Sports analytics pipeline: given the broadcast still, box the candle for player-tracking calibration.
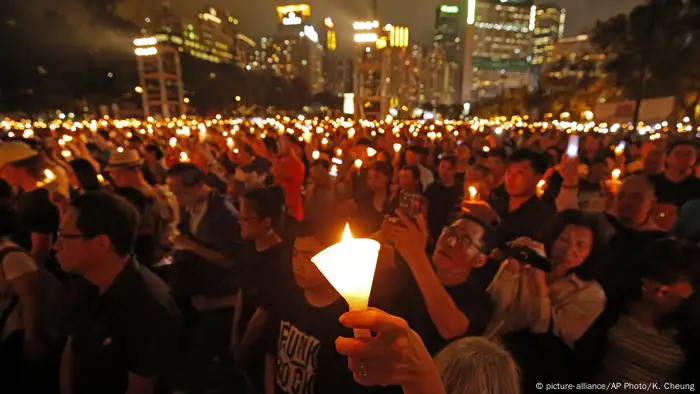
[169,137,177,148]
[312,150,320,160]
[483,146,491,153]
[336,148,343,156]
[536,179,546,198]
[393,143,402,152]
[37,169,56,188]
[367,147,377,158]
[606,168,622,195]
[97,174,105,184]
[180,152,190,162]
[348,128,356,138]
[226,138,234,149]
[330,164,339,177]
[311,224,380,337]
[354,159,363,169]
[61,150,72,158]
[468,185,479,202]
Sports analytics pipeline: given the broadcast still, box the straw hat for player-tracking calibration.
[106,149,143,170]
[0,141,39,168]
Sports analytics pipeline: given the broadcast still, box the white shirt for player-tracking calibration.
[417,164,434,190]
[487,267,606,347]
[0,239,38,340]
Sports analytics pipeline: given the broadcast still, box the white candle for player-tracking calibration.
[311,224,380,337]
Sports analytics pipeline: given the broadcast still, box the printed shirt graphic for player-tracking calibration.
[275,320,321,394]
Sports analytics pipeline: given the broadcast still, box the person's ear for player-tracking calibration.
[473,253,488,269]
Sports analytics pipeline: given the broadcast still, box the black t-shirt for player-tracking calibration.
[425,181,462,241]
[487,190,555,244]
[240,242,300,313]
[70,262,181,394]
[650,174,700,208]
[264,296,397,394]
[12,188,60,251]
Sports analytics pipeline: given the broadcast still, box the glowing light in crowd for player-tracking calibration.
[354,159,363,169]
[367,147,377,157]
[393,143,402,152]
[169,137,177,148]
[180,152,190,162]
[483,146,490,153]
[312,150,320,160]
[468,186,479,202]
[311,224,380,337]
[61,150,72,158]
[536,179,546,198]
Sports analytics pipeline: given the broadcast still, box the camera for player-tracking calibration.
[499,244,552,273]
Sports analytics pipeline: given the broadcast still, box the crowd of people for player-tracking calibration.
[0,116,699,394]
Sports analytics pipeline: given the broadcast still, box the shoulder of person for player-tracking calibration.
[0,245,38,279]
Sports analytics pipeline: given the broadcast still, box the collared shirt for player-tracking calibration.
[488,188,555,243]
[171,191,243,298]
[487,268,605,348]
[70,262,181,394]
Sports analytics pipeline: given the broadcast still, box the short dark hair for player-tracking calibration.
[488,148,507,161]
[439,154,457,167]
[642,238,700,286]
[71,192,139,257]
[314,159,330,171]
[242,185,285,226]
[401,165,421,181]
[506,149,548,175]
[371,161,393,180]
[167,163,206,187]
[144,144,163,160]
[540,210,607,281]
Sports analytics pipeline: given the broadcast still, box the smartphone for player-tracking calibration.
[398,191,426,222]
[566,135,579,158]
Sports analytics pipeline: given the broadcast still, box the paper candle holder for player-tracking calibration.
[311,224,380,337]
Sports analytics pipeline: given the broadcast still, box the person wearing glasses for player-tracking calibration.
[591,238,700,388]
[386,205,499,354]
[55,192,180,394]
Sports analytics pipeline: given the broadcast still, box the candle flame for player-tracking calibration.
[367,147,377,157]
[97,174,105,183]
[612,169,621,179]
[169,137,177,148]
[537,180,546,188]
[354,159,363,169]
[312,150,320,160]
[44,169,55,181]
[469,186,477,198]
[342,223,353,241]
[483,146,491,153]
[393,143,402,152]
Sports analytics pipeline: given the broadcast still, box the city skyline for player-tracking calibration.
[170,0,645,47]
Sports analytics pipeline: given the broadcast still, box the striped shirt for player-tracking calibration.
[597,315,684,391]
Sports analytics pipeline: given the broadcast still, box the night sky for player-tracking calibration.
[179,0,646,46]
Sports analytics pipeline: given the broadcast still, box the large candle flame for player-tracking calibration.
[341,223,353,241]
[612,168,621,180]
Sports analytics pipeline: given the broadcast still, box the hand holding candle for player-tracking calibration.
[536,179,546,198]
[311,224,380,338]
[606,168,622,195]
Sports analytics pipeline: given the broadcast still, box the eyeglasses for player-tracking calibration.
[440,226,482,253]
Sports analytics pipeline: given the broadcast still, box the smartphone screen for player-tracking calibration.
[566,135,579,158]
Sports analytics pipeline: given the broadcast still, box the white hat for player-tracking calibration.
[0,141,39,168]
[105,149,143,170]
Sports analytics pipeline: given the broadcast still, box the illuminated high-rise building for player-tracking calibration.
[434,5,462,63]
[532,6,565,65]
[462,0,536,102]
[134,37,185,117]
[433,4,463,104]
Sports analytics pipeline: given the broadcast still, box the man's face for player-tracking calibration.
[398,169,417,192]
[504,161,540,198]
[292,237,327,290]
[641,277,694,315]
[438,160,456,184]
[367,169,389,191]
[54,208,105,274]
[643,150,665,174]
[166,176,198,208]
[432,219,485,276]
[667,145,697,172]
[614,179,655,226]
[109,167,136,188]
[239,198,270,240]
